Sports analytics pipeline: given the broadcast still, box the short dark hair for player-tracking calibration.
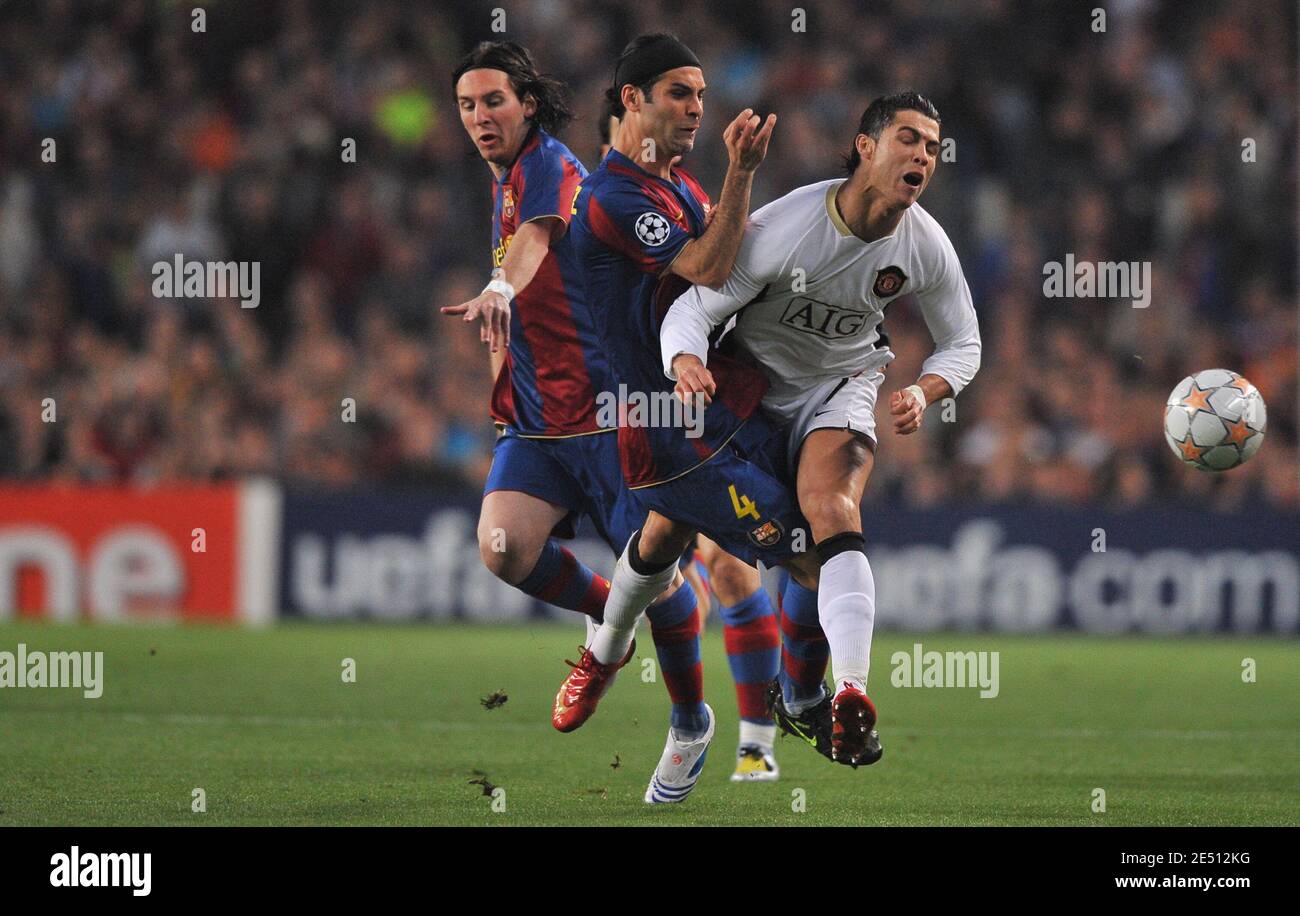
[603,33,681,118]
[843,91,941,174]
[451,41,573,135]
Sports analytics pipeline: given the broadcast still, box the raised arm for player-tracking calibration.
[666,109,775,288]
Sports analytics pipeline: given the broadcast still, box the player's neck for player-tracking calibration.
[836,177,906,243]
[613,125,674,180]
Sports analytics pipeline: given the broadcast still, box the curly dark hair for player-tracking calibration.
[451,41,573,135]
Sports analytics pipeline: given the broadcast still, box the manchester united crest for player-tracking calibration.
[872,265,908,298]
[503,187,515,219]
[748,519,784,548]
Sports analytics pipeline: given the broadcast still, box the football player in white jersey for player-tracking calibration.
[661,93,982,766]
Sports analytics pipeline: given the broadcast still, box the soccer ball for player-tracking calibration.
[1163,369,1266,471]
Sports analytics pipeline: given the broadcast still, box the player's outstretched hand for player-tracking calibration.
[440,290,511,352]
[723,108,777,173]
[672,354,716,407]
[890,389,924,435]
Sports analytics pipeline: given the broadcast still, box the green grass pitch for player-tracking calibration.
[1,622,1296,826]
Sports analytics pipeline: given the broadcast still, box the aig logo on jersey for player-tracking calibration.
[780,297,870,340]
[872,266,908,298]
[635,212,671,247]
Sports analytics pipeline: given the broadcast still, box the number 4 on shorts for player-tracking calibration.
[728,483,760,520]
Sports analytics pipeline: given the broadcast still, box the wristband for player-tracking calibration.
[903,384,927,410]
[483,270,516,303]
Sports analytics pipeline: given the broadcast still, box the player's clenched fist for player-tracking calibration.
[441,289,511,352]
[890,385,926,435]
[671,353,716,407]
[723,108,777,173]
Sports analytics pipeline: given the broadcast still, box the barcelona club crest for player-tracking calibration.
[872,265,908,299]
[748,519,784,548]
[503,187,515,219]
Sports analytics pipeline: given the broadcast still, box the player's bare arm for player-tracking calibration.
[440,217,562,353]
[669,108,776,287]
[889,373,954,435]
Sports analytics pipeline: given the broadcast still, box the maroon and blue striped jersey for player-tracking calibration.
[487,127,612,438]
[569,149,768,488]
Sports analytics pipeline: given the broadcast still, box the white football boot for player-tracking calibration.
[644,704,716,804]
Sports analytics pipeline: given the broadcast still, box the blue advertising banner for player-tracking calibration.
[277,487,1298,634]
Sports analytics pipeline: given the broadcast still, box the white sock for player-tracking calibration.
[583,615,599,649]
[589,538,677,664]
[738,720,776,753]
[818,550,876,689]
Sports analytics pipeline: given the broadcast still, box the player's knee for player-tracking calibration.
[638,515,694,567]
[477,534,513,580]
[477,529,539,584]
[705,554,760,605]
[800,490,860,539]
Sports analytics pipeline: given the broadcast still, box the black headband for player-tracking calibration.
[613,35,701,98]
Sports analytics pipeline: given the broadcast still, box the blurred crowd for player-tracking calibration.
[0,0,1294,510]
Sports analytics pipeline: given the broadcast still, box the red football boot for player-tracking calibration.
[551,640,636,733]
[830,681,882,768]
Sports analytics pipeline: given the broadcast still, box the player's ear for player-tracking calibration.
[620,84,640,114]
[857,133,875,163]
[521,92,538,120]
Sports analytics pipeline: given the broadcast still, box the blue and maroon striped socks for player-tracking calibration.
[720,588,780,725]
[778,573,829,712]
[516,539,609,621]
[645,580,708,737]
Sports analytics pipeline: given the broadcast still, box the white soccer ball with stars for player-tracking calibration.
[1163,369,1266,471]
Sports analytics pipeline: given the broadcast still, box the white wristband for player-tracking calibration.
[903,384,927,410]
[483,272,516,303]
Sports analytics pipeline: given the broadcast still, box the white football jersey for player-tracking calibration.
[661,179,981,409]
